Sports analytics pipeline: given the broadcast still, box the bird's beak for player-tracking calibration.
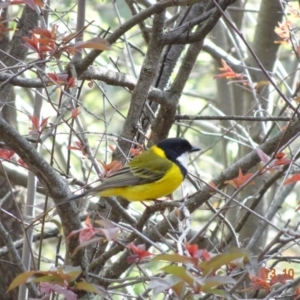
[190,146,201,153]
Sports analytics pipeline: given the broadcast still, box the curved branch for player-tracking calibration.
[0,118,87,266]
[75,0,202,76]
[175,115,292,122]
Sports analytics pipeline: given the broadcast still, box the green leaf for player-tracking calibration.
[33,275,64,284]
[153,253,197,265]
[7,271,38,292]
[201,275,235,290]
[199,248,249,277]
[162,265,195,288]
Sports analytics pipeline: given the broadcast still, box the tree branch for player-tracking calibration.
[0,117,87,266]
[175,115,292,122]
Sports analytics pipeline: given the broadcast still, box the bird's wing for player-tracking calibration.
[94,152,172,191]
[94,166,164,191]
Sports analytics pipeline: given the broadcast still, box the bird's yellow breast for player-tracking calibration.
[99,147,185,201]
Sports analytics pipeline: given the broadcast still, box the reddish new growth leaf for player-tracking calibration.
[66,216,119,253]
[23,23,110,60]
[274,21,292,44]
[0,149,15,160]
[100,160,122,178]
[18,158,28,168]
[129,144,144,156]
[185,242,211,266]
[28,115,49,135]
[244,266,294,293]
[18,0,44,9]
[39,282,77,300]
[225,168,254,189]
[23,25,57,59]
[127,243,152,264]
[284,174,300,186]
[273,154,292,167]
[256,148,292,173]
[185,242,211,261]
[47,72,68,86]
[242,267,270,293]
[185,242,199,257]
[270,273,293,286]
[66,216,96,244]
[294,286,300,300]
[214,59,244,80]
[275,152,285,159]
[247,275,270,293]
[66,77,75,89]
[67,141,88,157]
[71,107,80,119]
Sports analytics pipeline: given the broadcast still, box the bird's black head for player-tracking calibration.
[157,138,200,173]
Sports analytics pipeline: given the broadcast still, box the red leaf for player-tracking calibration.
[199,249,211,261]
[214,59,244,80]
[270,273,293,286]
[32,27,52,39]
[273,157,292,167]
[242,274,270,292]
[185,242,198,257]
[67,141,88,156]
[66,77,75,89]
[0,149,15,160]
[127,243,152,264]
[225,168,254,189]
[66,216,96,244]
[39,282,77,300]
[47,73,68,85]
[284,174,300,185]
[18,158,27,168]
[275,152,285,159]
[129,145,144,156]
[79,228,96,244]
[22,35,38,51]
[28,115,39,133]
[294,286,300,299]
[71,108,80,119]
[99,160,122,177]
[40,117,49,132]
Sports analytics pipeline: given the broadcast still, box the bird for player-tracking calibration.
[60,137,200,204]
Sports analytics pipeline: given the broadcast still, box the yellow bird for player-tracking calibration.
[61,138,200,204]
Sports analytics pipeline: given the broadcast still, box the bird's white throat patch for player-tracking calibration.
[176,152,189,168]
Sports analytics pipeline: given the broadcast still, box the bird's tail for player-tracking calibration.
[56,189,90,206]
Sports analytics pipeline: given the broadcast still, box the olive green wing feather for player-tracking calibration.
[94,149,172,191]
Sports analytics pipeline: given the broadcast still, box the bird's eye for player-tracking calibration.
[176,146,182,152]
